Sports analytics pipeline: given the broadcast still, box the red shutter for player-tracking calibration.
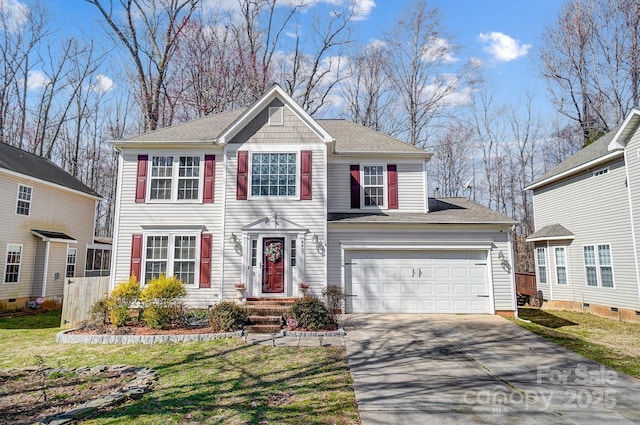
[300,150,312,200]
[135,155,148,203]
[236,150,248,200]
[203,155,215,203]
[350,165,360,209]
[199,233,212,288]
[130,234,143,282]
[387,164,398,209]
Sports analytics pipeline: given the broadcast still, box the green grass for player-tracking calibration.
[512,308,640,379]
[0,311,358,424]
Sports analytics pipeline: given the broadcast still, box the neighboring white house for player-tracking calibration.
[0,143,102,311]
[110,85,518,315]
[526,109,640,322]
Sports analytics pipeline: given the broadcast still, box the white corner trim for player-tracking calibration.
[608,107,640,150]
[624,148,640,304]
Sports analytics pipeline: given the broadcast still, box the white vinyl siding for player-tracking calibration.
[555,247,567,285]
[16,184,32,216]
[4,244,21,283]
[536,248,548,284]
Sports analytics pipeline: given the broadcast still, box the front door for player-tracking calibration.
[262,238,285,293]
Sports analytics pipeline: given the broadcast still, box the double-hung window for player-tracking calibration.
[66,248,77,278]
[4,244,21,283]
[16,185,32,216]
[536,248,547,284]
[583,244,614,288]
[251,153,297,197]
[554,247,567,285]
[144,233,198,285]
[362,165,385,207]
[149,156,201,201]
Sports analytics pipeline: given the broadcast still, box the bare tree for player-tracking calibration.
[85,0,198,131]
[429,123,473,198]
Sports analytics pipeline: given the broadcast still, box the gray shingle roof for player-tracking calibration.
[328,197,517,225]
[0,143,101,198]
[526,223,574,242]
[528,130,618,188]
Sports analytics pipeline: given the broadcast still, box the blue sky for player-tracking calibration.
[46,0,563,116]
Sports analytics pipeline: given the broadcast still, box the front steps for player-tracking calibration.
[244,298,296,334]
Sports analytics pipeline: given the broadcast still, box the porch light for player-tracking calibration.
[311,233,319,244]
[230,233,239,244]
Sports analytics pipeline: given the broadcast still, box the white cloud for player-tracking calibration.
[26,70,49,91]
[350,0,375,21]
[0,0,29,32]
[469,57,484,67]
[201,0,375,21]
[478,32,531,62]
[422,37,457,64]
[91,74,115,93]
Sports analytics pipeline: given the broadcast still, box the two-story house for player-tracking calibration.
[110,85,517,315]
[0,143,102,311]
[526,108,640,322]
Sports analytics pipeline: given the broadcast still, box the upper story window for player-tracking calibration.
[251,153,297,197]
[362,165,386,208]
[584,244,614,288]
[149,156,201,201]
[592,167,608,177]
[16,185,32,216]
[536,247,547,284]
[4,244,21,284]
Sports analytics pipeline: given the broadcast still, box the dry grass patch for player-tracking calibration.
[513,308,640,378]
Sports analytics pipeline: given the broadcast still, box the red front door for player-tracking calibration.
[262,238,285,293]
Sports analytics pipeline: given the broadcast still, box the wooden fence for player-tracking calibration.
[515,272,537,296]
[61,276,110,328]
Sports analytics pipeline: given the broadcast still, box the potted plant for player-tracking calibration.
[234,283,247,302]
[298,282,310,297]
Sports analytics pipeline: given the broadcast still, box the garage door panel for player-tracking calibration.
[347,250,491,314]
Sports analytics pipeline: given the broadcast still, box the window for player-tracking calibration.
[251,153,297,196]
[149,156,201,201]
[143,233,198,285]
[16,185,32,216]
[536,248,547,284]
[251,240,258,267]
[86,247,111,276]
[66,248,77,278]
[362,165,385,207]
[583,244,614,288]
[555,247,567,285]
[269,106,284,125]
[290,240,297,267]
[592,167,608,177]
[4,244,21,283]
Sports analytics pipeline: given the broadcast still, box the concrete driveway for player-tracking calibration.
[343,314,640,425]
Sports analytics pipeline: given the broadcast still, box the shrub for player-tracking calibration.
[108,277,141,327]
[140,275,187,329]
[322,285,348,319]
[87,297,110,326]
[209,302,247,332]
[289,297,333,331]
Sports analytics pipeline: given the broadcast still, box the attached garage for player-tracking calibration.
[345,250,492,314]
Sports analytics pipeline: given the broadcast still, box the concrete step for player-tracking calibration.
[245,324,282,334]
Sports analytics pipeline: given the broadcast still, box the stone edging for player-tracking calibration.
[4,364,158,425]
[57,329,243,345]
[279,328,346,337]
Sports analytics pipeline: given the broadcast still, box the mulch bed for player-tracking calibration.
[0,369,127,425]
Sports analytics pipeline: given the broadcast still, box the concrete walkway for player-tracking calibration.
[343,314,640,425]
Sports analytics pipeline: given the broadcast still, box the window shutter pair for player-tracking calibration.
[236,150,312,200]
[129,233,212,288]
[349,164,398,209]
[135,154,215,203]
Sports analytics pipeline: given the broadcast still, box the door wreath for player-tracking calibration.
[265,241,283,262]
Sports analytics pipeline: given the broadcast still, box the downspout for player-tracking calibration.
[507,225,518,318]
[41,240,50,298]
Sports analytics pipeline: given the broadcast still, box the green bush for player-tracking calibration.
[209,302,247,332]
[87,297,110,326]
[289,297,333,331]
[108,277,141,327]
[140,275,187,329]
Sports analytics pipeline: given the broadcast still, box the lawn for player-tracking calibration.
[0,311,359,424]
[512,308,640,379]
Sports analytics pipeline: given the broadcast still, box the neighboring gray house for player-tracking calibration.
[110,85,518,315]
[0,143,102,311]
[526,109,640,321]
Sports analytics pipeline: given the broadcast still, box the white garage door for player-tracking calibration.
[346,250,491,313]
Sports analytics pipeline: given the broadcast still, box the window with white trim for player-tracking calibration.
[536,248,547,284]
[362,165,385,207]
[143,233,198,285]
[149,156,201,201]
[16,185,32,216]
[251,239,258,267]
[66,248,77,278]
[268,106,284,126]
[592,167,608,177]
[86,247,111,276]
[4,244,21,283]
[555,247,567,285]
[251,153,297,197]
[290,240,297,267]
[583,244,614,288]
